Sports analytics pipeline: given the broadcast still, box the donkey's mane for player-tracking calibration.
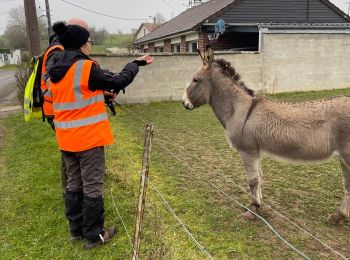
[214,59,255,96]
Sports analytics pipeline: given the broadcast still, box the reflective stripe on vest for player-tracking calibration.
[53,60,103,111]
[54,112,108,129]
[53,94,104,110]
[51,59,114,152]
[41,45,64,117]
[53,60,105,111]
[23,59,42,121]
[43,80,52,98]
[53,60,108,129]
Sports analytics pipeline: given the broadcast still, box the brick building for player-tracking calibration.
[133,0,350,53]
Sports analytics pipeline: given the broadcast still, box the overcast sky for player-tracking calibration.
[0,0,349,35]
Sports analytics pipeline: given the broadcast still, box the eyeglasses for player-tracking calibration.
[87,40,94,46]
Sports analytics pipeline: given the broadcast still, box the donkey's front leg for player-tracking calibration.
[239,151,262,220]
[327,160,350,224]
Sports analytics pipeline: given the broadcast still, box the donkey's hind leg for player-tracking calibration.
[239,151,262,220]
[327,158,350,225]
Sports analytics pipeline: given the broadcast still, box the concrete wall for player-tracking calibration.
[93,52,262,104]
[261,33,350,93]
[92,33,350,103]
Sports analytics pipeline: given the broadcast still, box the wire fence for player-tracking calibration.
[114,104,348,260]
[108,125,310,259]
[108,139,214,259]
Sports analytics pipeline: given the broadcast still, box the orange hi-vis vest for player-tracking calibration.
[50,59,114,152]
[41,44,64,118]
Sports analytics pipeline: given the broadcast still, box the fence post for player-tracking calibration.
[132,124,154,260]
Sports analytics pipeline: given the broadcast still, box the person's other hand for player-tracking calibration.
[136,54,154,65]
[104,90,117,102]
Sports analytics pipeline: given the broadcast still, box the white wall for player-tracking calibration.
[0,50,21,67]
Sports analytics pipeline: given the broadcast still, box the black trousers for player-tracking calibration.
[61,154,67,193]
[61,146,105,241]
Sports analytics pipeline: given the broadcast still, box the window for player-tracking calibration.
[143,48,148,53]
[203,26,259,51]
[189,41,198,53]
[155,47,163,53]
[171,44,181,53]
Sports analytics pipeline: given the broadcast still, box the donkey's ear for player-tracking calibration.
[204,45,214,67]
[198,48,205,63]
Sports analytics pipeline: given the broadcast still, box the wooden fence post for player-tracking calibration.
[132,124,154,260]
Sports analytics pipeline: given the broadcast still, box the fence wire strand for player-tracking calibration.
[155,140,310,260]
[153,129,347,259]
[109,187,134,255]
[114,127,309,259]
[120,105,348,260]
[113,138,214,259]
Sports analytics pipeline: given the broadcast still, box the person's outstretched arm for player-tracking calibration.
[88,55,153,92]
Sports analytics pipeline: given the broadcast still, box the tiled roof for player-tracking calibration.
[143,23,161,32]
[134,0,236,44]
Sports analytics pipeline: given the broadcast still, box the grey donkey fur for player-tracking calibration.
[182,46,350,224]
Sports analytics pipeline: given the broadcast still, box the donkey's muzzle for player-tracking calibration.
[183,100,193,110]
[182,91,194,110]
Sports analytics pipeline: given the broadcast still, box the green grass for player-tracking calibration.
[1,88,350,259]
[91,34,134,54]
[0,64,17,70]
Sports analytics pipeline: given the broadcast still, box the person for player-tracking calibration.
[49,21,153,249]
[42,19,90,194]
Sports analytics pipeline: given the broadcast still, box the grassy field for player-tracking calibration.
[0,64,17,70]
[1,88,350,259]
[91,34,134,54]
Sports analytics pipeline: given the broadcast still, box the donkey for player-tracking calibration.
[182,46,350,224]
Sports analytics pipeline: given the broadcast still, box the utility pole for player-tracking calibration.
[45,0,52,36]
[24,0,41,56]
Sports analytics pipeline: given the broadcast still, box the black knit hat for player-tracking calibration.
[52,22,90,49]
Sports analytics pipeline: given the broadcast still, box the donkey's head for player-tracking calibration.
[183,46,215,110]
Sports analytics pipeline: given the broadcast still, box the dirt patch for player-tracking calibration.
[0,123,4,149]
[0,105,21,119]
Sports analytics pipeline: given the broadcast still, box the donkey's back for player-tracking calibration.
[249,96,350,161]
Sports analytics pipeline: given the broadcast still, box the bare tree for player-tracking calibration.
[154,13,166,24]
[89,27,108,45]
[8,6,26,28]
[3,24,27,50]
[0,36,5,48]
[3,5,48,50]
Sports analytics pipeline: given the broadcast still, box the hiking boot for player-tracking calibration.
[84,226,116,249]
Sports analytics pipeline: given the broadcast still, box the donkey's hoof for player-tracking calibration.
[242,210,256,220]
[326,212,345,225]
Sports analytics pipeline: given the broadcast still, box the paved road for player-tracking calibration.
[0,70,17,107]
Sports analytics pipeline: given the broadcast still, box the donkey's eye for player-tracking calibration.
[193,79,198,83]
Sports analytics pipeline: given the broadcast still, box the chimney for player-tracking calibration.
[189,0,204,7]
